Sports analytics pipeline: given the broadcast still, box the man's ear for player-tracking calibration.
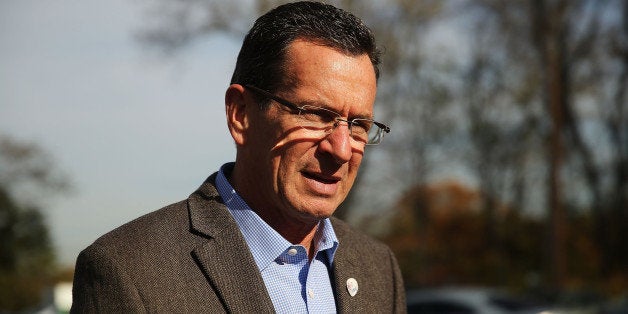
[225,84,249,146]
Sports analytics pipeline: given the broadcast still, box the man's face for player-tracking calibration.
[234,39,377,227]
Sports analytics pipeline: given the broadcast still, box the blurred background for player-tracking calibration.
[1,0,626,313]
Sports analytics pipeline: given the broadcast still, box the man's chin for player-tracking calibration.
[295,199,340,220]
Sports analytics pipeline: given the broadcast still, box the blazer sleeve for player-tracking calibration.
[70,245,146,313]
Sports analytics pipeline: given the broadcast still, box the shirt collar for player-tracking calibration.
[216,163,339,270]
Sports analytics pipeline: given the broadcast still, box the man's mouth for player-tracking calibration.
[302,171,340,184]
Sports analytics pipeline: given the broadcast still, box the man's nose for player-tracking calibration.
[318,122,353,164]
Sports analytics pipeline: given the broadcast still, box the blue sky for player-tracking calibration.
[1,0,241,265]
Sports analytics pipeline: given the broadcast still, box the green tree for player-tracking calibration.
[0,135,67,311]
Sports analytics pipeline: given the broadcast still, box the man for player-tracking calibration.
[71,1,405,313]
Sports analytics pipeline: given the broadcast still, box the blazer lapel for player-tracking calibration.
[331,218,361,313]
[332,250,357,313]
[188,174,275,313]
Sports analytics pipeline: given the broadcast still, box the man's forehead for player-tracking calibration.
[281,40,376,86]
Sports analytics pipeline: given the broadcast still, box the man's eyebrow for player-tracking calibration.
[351,112,374,120]
[289,99,338,112]
[293,99,374,119]
[294,99,327,108]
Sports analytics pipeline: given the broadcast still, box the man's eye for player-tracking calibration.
[301,107,337,123]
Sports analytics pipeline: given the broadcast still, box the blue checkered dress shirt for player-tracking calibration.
[216,163,339,313]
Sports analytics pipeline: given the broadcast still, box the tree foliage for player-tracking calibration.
[382,181,622,294]
[0,136,67,311]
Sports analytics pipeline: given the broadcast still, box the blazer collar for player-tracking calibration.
[187,173,275,313]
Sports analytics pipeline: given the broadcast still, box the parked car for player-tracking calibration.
[407,287,555,314]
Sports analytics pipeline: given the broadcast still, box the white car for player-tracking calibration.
[406,287,555,314]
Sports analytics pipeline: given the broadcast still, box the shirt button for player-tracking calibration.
[308,289,315,298]
[287,248,298,256]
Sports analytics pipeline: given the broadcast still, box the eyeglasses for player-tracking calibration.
[245,85,390,145]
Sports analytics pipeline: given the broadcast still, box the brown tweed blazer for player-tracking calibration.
[71,173,406,313]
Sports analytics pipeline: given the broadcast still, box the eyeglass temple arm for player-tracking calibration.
[374,121,390,133]
[244,84,301,112]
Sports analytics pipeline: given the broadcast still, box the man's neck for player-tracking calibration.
[229,162,322,258]
[256,211,321,260]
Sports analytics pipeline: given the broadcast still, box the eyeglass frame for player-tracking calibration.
[244,84,390,145]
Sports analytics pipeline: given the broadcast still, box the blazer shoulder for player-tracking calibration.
[91,199,189,249]
[89,171,222,251]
